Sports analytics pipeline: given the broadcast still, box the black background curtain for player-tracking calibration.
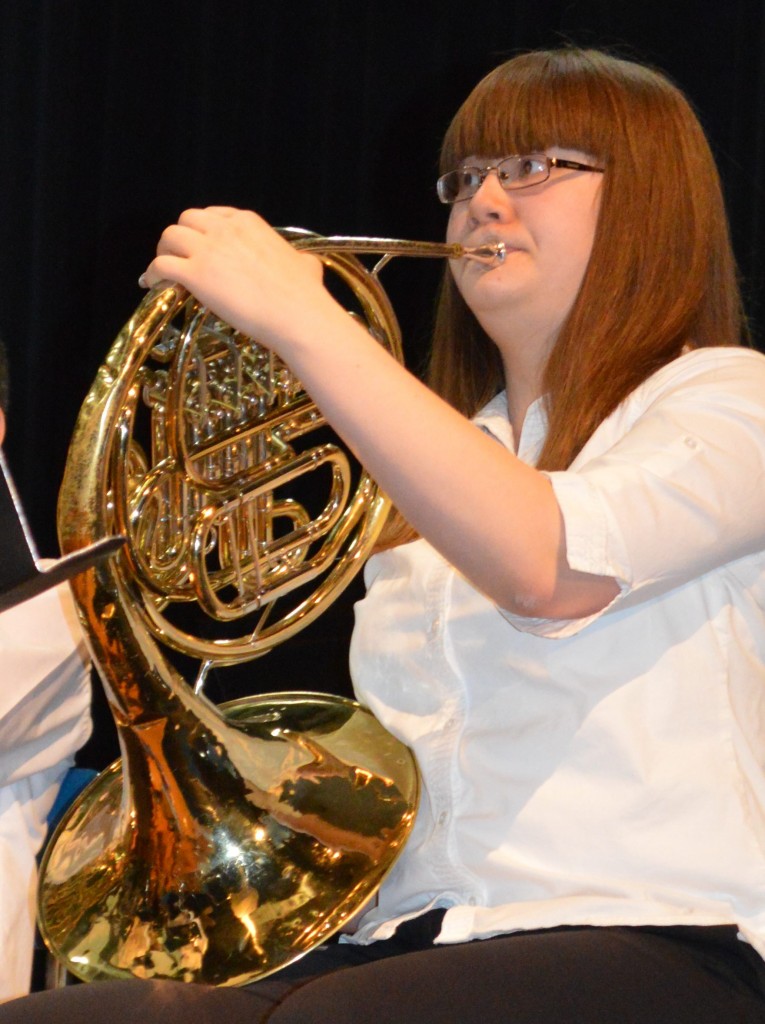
[1,0,764,764]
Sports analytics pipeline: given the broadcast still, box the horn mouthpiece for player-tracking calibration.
[459,242,507,266]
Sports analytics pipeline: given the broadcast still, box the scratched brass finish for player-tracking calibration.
[37,232,496,986]
[39,693,416,985]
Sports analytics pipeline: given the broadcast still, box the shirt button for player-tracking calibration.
[468,896,477,906]
[683,436,699,449]
[437,810,448,827]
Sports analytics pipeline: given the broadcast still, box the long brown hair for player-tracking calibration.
[378,48,748,550]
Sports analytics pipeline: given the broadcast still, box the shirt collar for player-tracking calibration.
[472,391,548,466]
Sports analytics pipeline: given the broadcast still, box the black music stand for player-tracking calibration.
[0,448,124,614]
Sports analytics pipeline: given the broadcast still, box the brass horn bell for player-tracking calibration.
[37,231,503,987]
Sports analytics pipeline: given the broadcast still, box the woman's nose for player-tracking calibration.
[467,169,517,221]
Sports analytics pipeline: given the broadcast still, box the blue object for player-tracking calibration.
[45,767,98,836]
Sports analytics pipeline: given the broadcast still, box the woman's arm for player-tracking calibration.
[142,207,618,619]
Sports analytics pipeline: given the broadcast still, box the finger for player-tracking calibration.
[156,223,203,257]
[202,205,240,216]
[140,255,189,289]
[175,207,210,230]
[176,206,241,232]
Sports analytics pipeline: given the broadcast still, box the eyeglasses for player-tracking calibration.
[436,153,605,204]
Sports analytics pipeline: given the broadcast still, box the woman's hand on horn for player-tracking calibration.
[140,207,334,358]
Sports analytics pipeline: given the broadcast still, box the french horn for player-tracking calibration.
[37,230,505,987]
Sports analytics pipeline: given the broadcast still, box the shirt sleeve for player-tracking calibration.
[0,579,91,786]
[501,349,765,638]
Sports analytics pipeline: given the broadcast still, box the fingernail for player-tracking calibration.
[138,273,148,288]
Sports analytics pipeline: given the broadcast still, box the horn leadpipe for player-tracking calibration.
[288,233,507,270]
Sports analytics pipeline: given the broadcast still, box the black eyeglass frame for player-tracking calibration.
[436,153,605,205]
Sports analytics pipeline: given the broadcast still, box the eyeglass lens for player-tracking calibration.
[437,155,550,203]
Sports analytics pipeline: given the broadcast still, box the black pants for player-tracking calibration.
[4,913,765,1023]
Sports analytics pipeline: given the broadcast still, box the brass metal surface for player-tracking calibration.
[37,232,492,986]
[39,693,416,985]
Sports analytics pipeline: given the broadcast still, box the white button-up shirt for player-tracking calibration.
[0,581,90,1000]
[348,347,765,958]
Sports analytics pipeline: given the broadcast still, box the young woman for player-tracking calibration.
[3,47,765,1023]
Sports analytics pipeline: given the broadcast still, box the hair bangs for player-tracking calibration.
[440,51,629,172]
